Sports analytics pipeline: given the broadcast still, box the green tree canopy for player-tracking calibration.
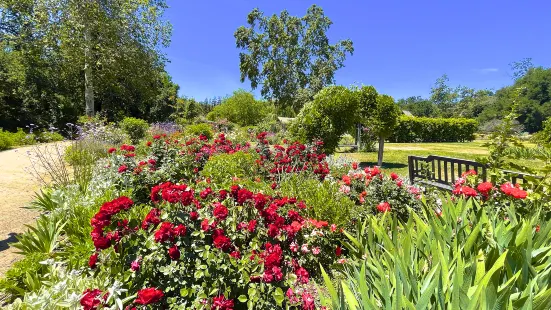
[206,90,273,127]
[234,5,354,111]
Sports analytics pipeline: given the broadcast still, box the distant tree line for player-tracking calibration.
[398,60,551,133]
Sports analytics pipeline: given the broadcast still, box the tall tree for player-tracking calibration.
[234,5,354,111]
[32,0,172,116]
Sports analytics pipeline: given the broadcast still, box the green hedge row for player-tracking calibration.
[388,116,478,143]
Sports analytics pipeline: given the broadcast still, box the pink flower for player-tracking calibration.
[301,244,309,253]
[330,224,337,232]
[130,260,140,271]
[118,165,128,173]
[312,247,321,255]
[290,242,298,252]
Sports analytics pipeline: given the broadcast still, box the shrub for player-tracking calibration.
[184,123,214,140]
[0,129,15,150]
[388,116,478,142]
[0,252,49,300]
[279,174,355,226]
[288,86,359,153]
[36,130,64,143]
[255,133,330,181]
[206,90,273,126]
[10,128,37,145]
[533,117,551,144]
[83,184,343,309]
[338,166,423,223]
[201,151,260,185]
[119,117,149,144]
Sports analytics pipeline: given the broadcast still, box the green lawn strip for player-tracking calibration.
[336,142,544,177]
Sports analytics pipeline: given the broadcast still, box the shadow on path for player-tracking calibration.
[0,233,18,252]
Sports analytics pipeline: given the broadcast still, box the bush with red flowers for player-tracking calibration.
[339,166,423,222]
[255,133,330,181]
[83,183,344,309]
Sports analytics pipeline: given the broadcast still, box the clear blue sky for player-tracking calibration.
[163,0,551,100]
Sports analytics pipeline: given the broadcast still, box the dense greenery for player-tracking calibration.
[0,0,177,131]
[398,66,551,134]
[235,5,354,111]
[288,86,359,153]
[206,90,273,126]
[389,116,478,143]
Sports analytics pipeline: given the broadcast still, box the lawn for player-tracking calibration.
[336,140,543,177]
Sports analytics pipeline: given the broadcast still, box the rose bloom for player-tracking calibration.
[377,202,391,213]
[301,244,309,253]
[312,247,321,255]
[135,288,164,305]
[290,242,298,252]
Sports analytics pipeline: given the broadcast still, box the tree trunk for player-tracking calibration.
[377,136,384,166]
[355,123,361,151]
[84,22,94,116]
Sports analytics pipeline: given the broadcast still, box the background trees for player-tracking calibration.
[0,0,176,131]
[234,5,354,112]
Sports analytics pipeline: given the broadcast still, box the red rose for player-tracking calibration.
[174,224,187,236]
[154,222,175,243]
[189,211,199,221]
[336,246,342,257]
[302,292,315,310]
[168,245,180,260]
[118,165,128,173]
[80,289,104,310]
[212,295,234,310]
[88,253,98,269]
[477,182,493,195]
[230,250,241,259]
[376,202,391,213]
[390,172,399,180]
[146,141,152,147]
[93,236,111,250]
[342,175,351,185]
[213,202,229,220]
[352,162,358,170]
[107,147,116,154]
[135,288,164,305]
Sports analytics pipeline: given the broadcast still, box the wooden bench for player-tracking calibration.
[407,155,536,190]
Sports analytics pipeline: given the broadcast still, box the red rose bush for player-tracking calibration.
[83,182,344,309]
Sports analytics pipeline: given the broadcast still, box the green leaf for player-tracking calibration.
[273,287,284,306]
[238,295,248,303]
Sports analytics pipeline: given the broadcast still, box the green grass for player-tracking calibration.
[336,140,543,177]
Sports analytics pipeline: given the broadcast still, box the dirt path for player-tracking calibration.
[0,145,43,277]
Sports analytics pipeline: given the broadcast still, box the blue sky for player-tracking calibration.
[163,1,551,100]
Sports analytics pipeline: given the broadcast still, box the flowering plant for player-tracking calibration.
[83,183,344,309]
[338,165,422,222]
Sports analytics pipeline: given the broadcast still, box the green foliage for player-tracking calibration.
[0,252,48,300]
[0,129,15,150]
[184,123,214,140]
[235,5,354,110]
[534,117,551,144]
[13,216,65,255]
[119,117,149,144]
[389,116,478,143]
[321,198,551,309]
[279,174,355,226]
[0,0,176,129]
[36,131,64,143]
[206,90,272,126]
[289,86,359,153]
[201,151,260,185]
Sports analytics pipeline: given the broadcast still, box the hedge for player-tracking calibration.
[388,116,478,142]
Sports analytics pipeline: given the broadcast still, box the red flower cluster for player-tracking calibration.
[452,185,478,197]
[212,295,234,310]
[376,202,391,213]
[151,182,195,205]
[80,289,107,310]
[500,182,528,199]
[90,197,134,251]
[255,133,330,180]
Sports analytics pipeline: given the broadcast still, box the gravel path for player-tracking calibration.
[0,145,43,276]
